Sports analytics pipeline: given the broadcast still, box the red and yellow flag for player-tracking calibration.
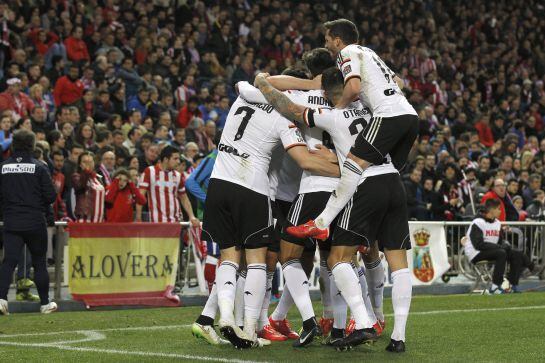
[68,223,181,307]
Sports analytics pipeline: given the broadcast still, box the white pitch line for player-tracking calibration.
[0,324,191,338]
[384,304,545,317]
[0,342,266,363]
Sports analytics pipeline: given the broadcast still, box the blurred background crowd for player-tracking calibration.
[1,0,545,225]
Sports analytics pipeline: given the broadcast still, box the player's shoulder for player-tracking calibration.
[472,217,487,228]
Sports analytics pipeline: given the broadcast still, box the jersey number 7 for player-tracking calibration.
[234,106,255,141]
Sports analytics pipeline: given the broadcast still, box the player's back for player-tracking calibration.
[337,44,416,118]
[212,97,303,196]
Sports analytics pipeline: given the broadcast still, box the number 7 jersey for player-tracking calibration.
[211,96,306,196]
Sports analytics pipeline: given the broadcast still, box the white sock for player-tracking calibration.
[315,159,363,229]
[201,282,218,319]
[216,261,239,325]
[271,284,294,320]
[365,259,385,321]
[243,264,267,338]
[331,262,373,330]
[258,271,275,331]
[281,259,315,321]
[329,268,347,329]
[391,268,412,342]
[320,259,333,319]
[357,266,377,324]
[234,269,246,327]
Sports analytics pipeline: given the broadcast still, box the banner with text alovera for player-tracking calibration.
[68,223,181,307]
[406,223,451,285]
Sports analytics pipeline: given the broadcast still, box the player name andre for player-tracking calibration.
[71,252,175,279]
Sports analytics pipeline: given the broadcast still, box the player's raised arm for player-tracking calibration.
[237,81,268,104]
[254,73,307,124]
[336,76,360,109]
[266,74,321,91]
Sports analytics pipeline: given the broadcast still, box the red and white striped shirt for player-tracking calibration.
[72,172,105,223]
[138,163,186,222]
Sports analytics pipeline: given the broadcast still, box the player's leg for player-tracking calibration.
[327,263,348,345]
[352,256,378,332]
[363,242,385,326]
[472,249,507,292]
[192,282,229,345]
[0,230,26,315]
[318,244,334,335]
[217,247,242,327]
[257,249,287,341]
[506,249,524,292]
[328,245,376,349]
[243,247,268,341]
[234,258,247,328]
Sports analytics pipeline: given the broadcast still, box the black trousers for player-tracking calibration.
[472,246,524,286]
[0,227,49,305]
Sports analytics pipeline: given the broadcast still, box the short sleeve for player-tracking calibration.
[277,119,306,150]
[303,107,336,134]
[138,168,150,189]
[337,46,361,84]
[177,172,186,194]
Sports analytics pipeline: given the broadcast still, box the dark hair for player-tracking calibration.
[112,130,124,137]
[96,129,112,143]
[281,67,309,79]
[77,151,94,172]
[141,133,154,142]
[324,19,359,45]
[70,143,84,152]
[113,167,130,179]
[47,130,63,146]
[51,150,64,158]
[128,126,140,139]
[321,67,344,95]
[159,145,180,162]
[302,48,335,78]
[482,198,501,212]
[12,129,36,152]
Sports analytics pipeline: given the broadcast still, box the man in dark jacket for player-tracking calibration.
[0,130,57,315]
[404,168,430,220]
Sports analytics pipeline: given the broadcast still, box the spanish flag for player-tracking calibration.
[68,223,181,307]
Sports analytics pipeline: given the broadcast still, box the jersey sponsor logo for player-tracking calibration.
[342,65,352,77]
[2,163,36,174]
[218,143,250,159]
[307,95,332,106]
[247,102,274,114]
[485,230,500,237]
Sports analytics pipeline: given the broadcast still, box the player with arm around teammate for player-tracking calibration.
[255,68,413,353]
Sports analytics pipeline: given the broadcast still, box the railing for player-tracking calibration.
[1,220,544,301]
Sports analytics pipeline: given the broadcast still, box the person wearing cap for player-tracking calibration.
[0,129,57,314]
[0,78,35,118]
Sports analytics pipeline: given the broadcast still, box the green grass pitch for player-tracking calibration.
[1,292,544,362]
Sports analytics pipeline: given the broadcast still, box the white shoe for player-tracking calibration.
[40,302,58,314]
[254,337,271,347]
[191,322,229,345]
[0,299,8,315]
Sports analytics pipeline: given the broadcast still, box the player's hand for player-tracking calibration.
[311,144,338,164]
[190,217,201,228]
[254,73,270,87]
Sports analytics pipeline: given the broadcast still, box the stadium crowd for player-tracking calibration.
[0,0,545,225]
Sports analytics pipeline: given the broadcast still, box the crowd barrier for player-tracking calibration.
[1,221,544,301]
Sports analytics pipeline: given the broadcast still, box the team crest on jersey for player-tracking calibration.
[412,228,434,283]
[342,65,352,77]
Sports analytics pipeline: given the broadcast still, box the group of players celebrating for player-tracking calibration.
[190,19,419,353]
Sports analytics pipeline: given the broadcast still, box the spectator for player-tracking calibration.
[512,196,527,221]
[117,58,144,98]
[64,26,90,64]
[127,87,150,118]
[50,150,67,222]
[481,178,519,222]
[525,190,545,221]
[71,151,105,223]
[97,150,116,186]
[122,127,142,156]
[137,143,159,173]
[0,78,34,118]
[53,65,84,107]
[0,115,13,159]
[105,169,146,223]
[174,75,196,108]
[474,114,494,148]
[176,96,201,129]
[522,174,542,207]
[405,168,430,220]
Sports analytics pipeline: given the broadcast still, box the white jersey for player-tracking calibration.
[238,82,338,194]
[303,104,398,182]
[465,217,502,261]
[337,44,417,118]
[268,145,301,202]
[211,96,306,196]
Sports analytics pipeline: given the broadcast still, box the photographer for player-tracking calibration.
[0,130,57,314]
